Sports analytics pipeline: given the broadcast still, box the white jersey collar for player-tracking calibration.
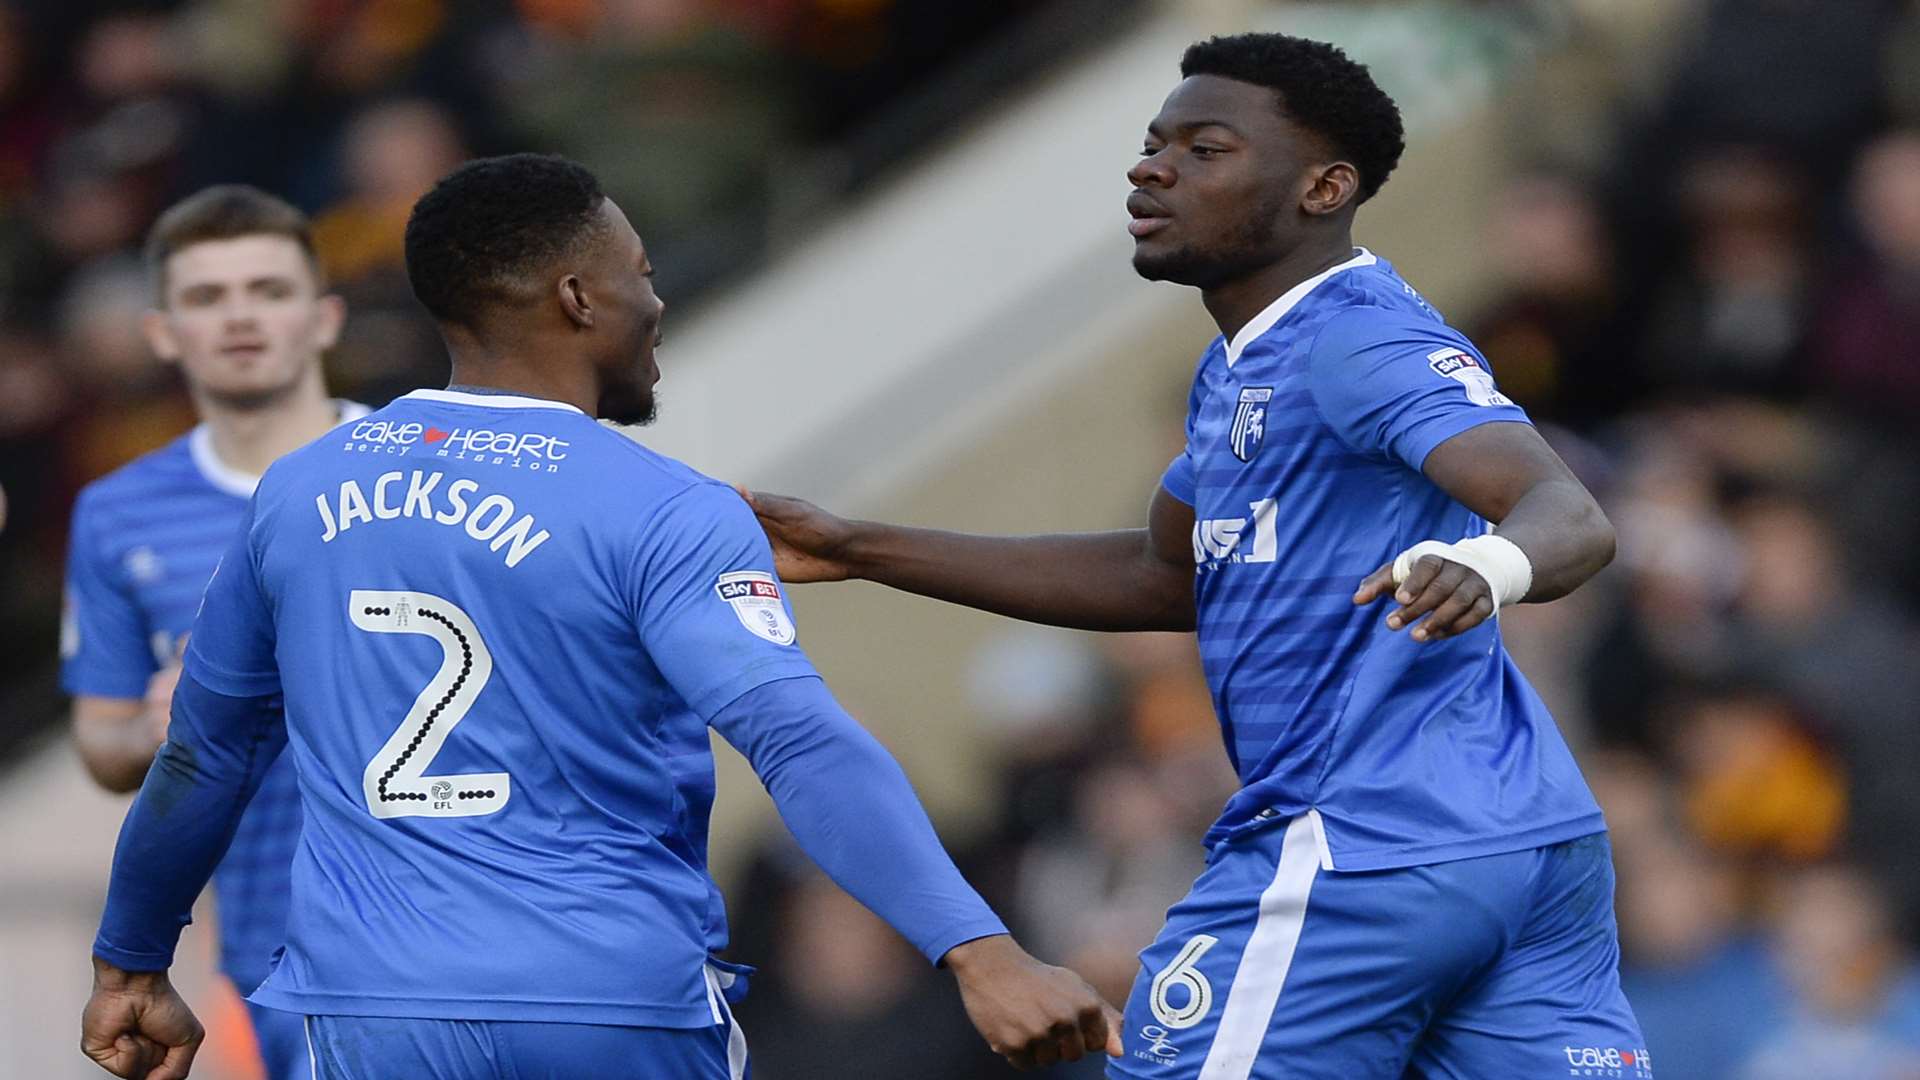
[190,399,371,498]
[402,387,588,415]
[1224,247,1377,367]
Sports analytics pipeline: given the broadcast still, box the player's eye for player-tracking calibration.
[1192,145,1226,157]
[1140,144,1163,157]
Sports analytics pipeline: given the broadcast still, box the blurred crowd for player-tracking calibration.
[7,1,1920,1078]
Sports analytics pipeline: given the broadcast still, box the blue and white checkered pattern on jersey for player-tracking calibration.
[64,413,362,995]
[1160,249,1605,871]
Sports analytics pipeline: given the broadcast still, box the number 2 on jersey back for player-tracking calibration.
[349,589,510,819]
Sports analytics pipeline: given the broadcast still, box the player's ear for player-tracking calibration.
[558,274,593,329]
[142,309,182,364]
[1301,161,1361,217]
[313,294,347,350]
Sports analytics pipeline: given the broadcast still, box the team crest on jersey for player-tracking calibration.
[1229,387,1273,463]
[1426,348,1513,407]
[715,571,797,646]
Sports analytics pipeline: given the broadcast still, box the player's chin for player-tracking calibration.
[599,389,657,427]
[1130,245,1204,286]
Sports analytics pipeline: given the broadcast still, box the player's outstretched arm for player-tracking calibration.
[711,675,1122,1068]
[742,484,1197,632]
[1353,422,1615,642]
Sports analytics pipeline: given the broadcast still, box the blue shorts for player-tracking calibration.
[296,970,748,1079]
[244,995,311,1080]
[1109,816,1647,1080]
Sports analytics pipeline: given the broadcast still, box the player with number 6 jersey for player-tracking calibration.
[744,34,1646,1080]
[81,155,1120,1080]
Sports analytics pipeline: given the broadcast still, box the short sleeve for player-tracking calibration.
[629,483,820,719]
[1159,350,1210,506]
[1307,309,1533,471]
[182,500,282,698]
[61,492,158,699]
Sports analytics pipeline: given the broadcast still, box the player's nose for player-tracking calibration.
[1127,152,1173,189]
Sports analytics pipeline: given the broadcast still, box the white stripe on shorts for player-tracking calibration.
[704,965,750,1080]
[1196,811,1325,1080]
[304,1015,319,1080]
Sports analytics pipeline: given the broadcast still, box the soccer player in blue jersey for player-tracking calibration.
[79,154,1119,1080]
[65,185,368,1080]
[747,33,1648,1080]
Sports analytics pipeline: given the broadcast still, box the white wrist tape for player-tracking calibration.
[1391,534,1534,610]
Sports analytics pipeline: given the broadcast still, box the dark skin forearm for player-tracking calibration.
[746,485,1197,632]
[845,526,1193,632]
[1481,478,1615,601]
[1419,421,1615,602]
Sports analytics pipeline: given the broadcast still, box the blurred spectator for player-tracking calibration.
[312,98,465,284]
[1811,131,1920,423]
[1664,683,1846,863]
[1470,173,1635,428]
[1581,419,1745,748]
[504,2,793,297]
[1617,824,1785,1080]
[312,97,468,402]
[54,254,196,487]
[1744,865,1920,1080]
[1011,757,1199,1002]
[1639,149,1813,399]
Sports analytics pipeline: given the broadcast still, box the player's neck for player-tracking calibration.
[196,367,341,479]
[1201,236,1358,343]
[443,354,598,417]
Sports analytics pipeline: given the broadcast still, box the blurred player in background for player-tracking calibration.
[749,33,1646,1079]
[79,154,1118,1080]
[63,185,366,1080]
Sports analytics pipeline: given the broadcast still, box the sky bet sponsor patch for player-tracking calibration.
[715,571,796,645]
[1425,347,1513,407]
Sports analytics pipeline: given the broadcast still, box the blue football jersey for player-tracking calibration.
[184,388,820,1026]
[1162,249,1604,871]
[63,407,366,992]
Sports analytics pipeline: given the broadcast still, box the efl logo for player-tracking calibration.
[1132,1025,1179,1067]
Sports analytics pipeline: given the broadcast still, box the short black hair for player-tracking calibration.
[1181,33,1405,204]
[405,153,607,328]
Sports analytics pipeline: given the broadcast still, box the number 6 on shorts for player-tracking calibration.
[1150,933,1219,1029]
